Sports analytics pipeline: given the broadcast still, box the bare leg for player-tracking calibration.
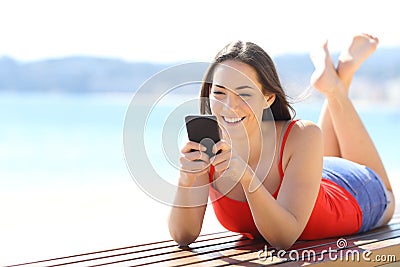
[313,34,395,225]
[311,41,341,156]
[317,94,341,156]
[312,36,395,225]
[310,41,392,192]
[313,34,379,157]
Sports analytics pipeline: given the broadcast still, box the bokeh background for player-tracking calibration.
[1,0,399,264]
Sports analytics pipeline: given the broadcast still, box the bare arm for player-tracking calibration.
[241,121,323,249]
[168,141,210,246]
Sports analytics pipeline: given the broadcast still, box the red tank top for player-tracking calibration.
[209,120,362,240]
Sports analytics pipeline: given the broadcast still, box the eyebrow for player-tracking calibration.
[214,84,255,90]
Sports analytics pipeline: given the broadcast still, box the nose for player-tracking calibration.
[224,91,240,110]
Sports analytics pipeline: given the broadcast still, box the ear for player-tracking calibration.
[263,94,276,108]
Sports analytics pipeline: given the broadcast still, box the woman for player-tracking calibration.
[168,34,395,249]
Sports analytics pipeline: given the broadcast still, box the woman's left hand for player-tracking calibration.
[210,140,252,184]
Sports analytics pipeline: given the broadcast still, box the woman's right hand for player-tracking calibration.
[179,141,211,187]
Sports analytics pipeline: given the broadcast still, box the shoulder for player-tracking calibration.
[289,119,322,138]
[292,119,320,129]
[285,120,323,151]
[280,120,324,181]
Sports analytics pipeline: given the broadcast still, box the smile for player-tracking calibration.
[222,116,245,124]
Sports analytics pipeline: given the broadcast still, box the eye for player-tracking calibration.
[213,91,225,95]
[239,93,251,97]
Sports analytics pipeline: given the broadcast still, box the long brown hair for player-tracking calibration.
[200,41,294,121]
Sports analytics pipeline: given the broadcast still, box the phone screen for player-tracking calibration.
[185,115,220,157]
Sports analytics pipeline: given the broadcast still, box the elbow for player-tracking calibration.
[169,229,199,247]
[168,210,203,247]
[269,238,296,250]
[259,230,299,250]
[168,220,200,247]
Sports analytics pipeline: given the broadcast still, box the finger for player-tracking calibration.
[211,152,230,169]
[181,141,207,153]
[182,150,210,162]
[213,159,230,174]
[213,140,231,154]
[180,158,210,174]
[210,149,230,166]
[185,151,210,163]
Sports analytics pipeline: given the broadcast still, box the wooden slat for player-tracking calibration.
[276,231,400,266]
[89,222,400,266]
[168,224,400,267]
[89,237,259,267]
[305,238,400,266]
[6,213,400,267]
[4,232,245,267]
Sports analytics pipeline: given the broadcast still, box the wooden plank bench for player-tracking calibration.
[5,213,400,267]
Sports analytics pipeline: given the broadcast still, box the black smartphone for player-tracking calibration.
[185,115,221,157]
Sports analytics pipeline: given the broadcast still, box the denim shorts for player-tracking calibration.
[322,157,388,233]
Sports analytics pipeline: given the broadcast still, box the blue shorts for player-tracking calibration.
[322,157,388,233]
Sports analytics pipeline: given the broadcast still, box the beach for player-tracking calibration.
[0,93,399,265]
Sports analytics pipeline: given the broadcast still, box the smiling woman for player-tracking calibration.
[200,42,294,122]
[168,35,395,250]
[210,62,275,131]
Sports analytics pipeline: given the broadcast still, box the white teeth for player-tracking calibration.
[223,116,244,123]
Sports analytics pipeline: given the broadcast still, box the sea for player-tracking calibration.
[0,92,399,264]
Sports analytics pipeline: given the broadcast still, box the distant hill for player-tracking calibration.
[0,56,169,93]
[0,47,399,102]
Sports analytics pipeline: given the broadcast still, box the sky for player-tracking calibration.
[0,0,399,63]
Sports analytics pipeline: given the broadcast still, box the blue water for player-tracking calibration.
[0,93,130,190]
[0,93,399,191]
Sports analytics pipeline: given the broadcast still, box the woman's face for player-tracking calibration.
[210,60,273,139]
